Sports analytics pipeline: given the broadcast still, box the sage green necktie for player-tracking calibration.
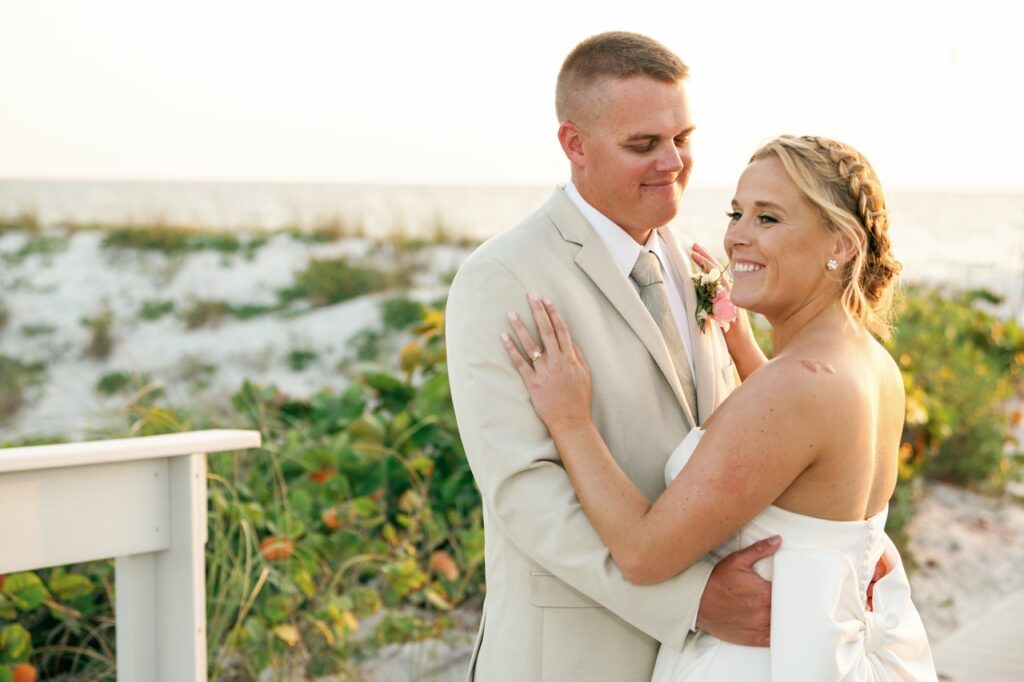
[630,251,698,416]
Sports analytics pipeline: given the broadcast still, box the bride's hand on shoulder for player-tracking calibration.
[501,294,592,433]
[691,242,767,379]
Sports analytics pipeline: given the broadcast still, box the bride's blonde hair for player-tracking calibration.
[750,135,901,339]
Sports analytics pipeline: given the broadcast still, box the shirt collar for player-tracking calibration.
[565,181,666,278]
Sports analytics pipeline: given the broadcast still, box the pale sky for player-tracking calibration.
[1,0,1021,190]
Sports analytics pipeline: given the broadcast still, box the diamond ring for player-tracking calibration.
[529,350,543,361]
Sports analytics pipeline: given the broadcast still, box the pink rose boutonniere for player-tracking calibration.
[693,264,737,333]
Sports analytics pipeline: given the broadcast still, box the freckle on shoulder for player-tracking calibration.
[800,359,836,374]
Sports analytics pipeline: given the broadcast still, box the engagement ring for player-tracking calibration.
[529,350,543,361]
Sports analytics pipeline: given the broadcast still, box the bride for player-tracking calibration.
[501,135,937,680]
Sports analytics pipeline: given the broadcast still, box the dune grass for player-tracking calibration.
[0,209,41,235]
[139,299,175,321]
[81,308,115,360]
[101,224,268,256]
[179,300,278,329]
[277,257,390,308]
[0,354,46,421]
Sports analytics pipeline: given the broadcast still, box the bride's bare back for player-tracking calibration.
[756,330,904,521]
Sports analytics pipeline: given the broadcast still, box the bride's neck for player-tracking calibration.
[769,297,851,355]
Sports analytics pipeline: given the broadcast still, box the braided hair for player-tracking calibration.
[750,135,901,338]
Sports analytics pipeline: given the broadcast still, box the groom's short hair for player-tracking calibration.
[556,32,688,124]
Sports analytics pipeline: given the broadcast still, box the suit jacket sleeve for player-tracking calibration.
[446,255,714,651]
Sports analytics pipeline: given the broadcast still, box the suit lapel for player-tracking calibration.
[658,227,719,424]
[544,189,696,428]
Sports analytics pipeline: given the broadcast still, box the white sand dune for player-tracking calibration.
[1,229,465,439]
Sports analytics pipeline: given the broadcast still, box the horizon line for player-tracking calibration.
[0,175,1021,195]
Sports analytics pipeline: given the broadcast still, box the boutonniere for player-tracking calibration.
[693,264,737,333]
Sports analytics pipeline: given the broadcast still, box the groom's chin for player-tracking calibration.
[640,200,680,229]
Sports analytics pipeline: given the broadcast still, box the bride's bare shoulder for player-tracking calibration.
[745,352,843,385]
[735,351,868,420]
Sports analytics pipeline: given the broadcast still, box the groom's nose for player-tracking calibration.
[654,142,687,174]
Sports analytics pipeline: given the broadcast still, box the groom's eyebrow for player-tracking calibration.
[623,133,658,144]
[624,125,697,143]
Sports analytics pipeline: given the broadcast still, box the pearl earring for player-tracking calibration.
[826,259,839,271]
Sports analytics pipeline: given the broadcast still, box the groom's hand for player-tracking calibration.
[695,536,779,647]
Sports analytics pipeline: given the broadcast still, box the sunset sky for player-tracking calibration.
[1,0,1020,190]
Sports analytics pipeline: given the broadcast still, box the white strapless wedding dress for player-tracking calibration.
[651,428,937,681]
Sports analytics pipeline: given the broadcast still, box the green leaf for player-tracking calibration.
[409,456,434,477]
[460,528,485,565]
[322,595,354,622]
[383,559,427,597]
[347,414,386,443]
[243,615,265,640]
[0,623,32,663]
[0,594,16,620]
[294,568,317,599]
[350,497,380,518]
[361,372,415,413]
[350,587,382,617]
[310,386,366,432]
[2,572,48,611]
[391,410,412,438]
[241,501,265,525]
[289,488,313,520]
[411,373,451,421]
[267,517,306,540]
[0,665,12,682]
[48,572,94,601]
[263,595,293,624]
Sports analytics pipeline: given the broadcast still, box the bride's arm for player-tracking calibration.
[503,296,826,585]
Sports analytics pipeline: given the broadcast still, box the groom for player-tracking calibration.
[447,32,778,681]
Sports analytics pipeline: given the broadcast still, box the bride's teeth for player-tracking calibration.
[734,262,763,273]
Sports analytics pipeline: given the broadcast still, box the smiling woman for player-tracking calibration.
[730,136,901,340]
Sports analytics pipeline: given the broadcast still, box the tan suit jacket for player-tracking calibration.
[446,188,740,681]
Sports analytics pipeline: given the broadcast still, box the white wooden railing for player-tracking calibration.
[0,429,261,681]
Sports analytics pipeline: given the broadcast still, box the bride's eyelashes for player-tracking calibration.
[725,210,779,225]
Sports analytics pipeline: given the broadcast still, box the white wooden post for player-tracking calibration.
[0,430,261,682]
[115,453,209,681]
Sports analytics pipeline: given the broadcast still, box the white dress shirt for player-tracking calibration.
[565,181,697,379]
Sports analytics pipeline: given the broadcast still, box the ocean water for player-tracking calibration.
[2,179,1023,310]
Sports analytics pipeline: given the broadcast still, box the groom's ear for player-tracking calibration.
[558,121,586,167]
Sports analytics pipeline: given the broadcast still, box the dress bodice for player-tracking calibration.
[653,428,937,681]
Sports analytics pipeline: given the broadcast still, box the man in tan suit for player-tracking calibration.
[446,32,778,681]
